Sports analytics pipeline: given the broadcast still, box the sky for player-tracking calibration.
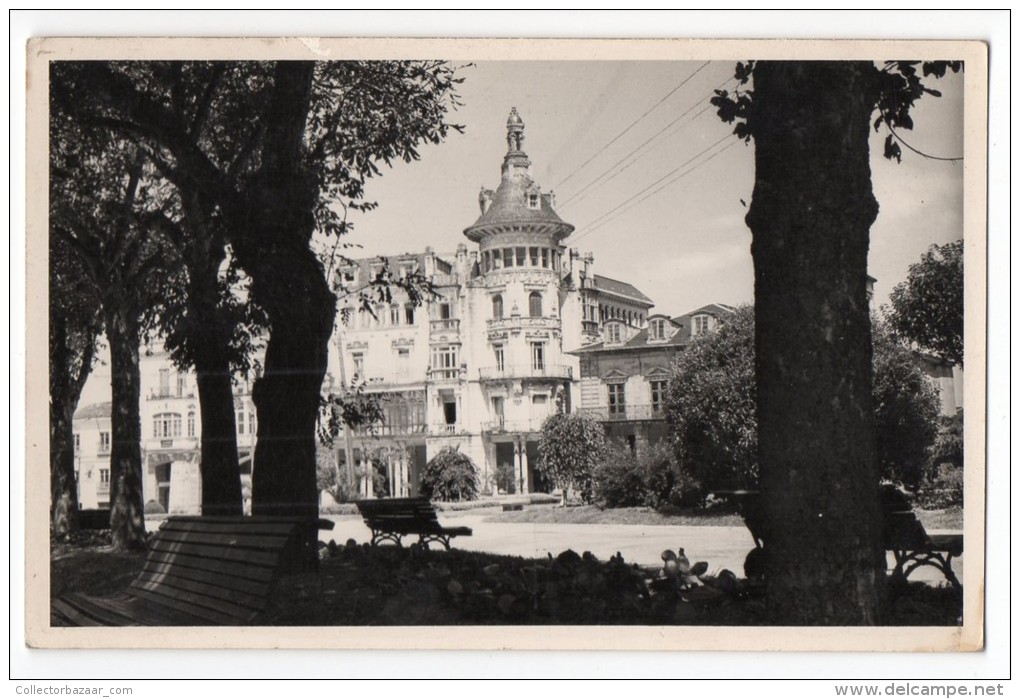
[77,60,966,409]
[340,60,965,315]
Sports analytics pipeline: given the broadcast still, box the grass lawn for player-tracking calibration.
[51,539,963,627]
[483,503,746,527]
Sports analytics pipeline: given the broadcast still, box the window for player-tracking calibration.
[439,302,452,320]
[504,248,514,268]
[176,374,186,397]
[237,409,245,435]
[491,397,505,425]
[351,352,365,378]
[541,248,549,268]
[608,383,626,417]
[529,247,539,266]
[693,315,712,336]
[528,193,540,209]
[99,432,111,452]
[649,318,667,341]
[99,468,110,485]
[390,305,401,325]
[404,304,415,325]
[650,380,667,413]
[529,291,543,318]
[492,294,504,319]
[187,411,196,438]
[159,368,170,397]
[606,322,621,344]
[431,345,459,379]
[73,434,80,452]
[152,413,181,439]
[396,347,411,377]
[531,342,545,371]
[516,248,526,267]
[493,344,505,372]
[249,411,256,436]
[492,249,502,269]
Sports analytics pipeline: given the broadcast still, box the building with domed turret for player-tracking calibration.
[327,108,657,498]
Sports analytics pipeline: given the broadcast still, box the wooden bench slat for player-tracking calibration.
[142,550,277,583]
[153,529,293,550]
[127,586,253,625]
[147,539,283,567]
[55,516,318,626]
[130,573,266,612]
[139,559,275,593]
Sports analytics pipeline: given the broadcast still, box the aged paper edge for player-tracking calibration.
[24,36,989,652]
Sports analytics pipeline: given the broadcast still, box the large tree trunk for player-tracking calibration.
[49,312,98,539]
[231,62,335,526]
[746,62,885,625]
[105,306,147,550]
[194,348,243,516]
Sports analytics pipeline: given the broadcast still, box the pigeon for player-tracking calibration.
[676,547,691,574]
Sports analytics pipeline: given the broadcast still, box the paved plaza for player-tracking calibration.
[320,511,962,585]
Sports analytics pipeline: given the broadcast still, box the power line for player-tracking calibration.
[571,136,739,246]
[553,61,711,190]
[560,103,714,209]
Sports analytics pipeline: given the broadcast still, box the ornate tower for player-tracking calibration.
[463,108,578,495]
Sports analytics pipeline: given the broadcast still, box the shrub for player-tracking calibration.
[915,463,963,509]
[495,462,516,495]
[538,412,605,504]
[143,499,165,515]
[420,447,479,502]
[594,441,646,508]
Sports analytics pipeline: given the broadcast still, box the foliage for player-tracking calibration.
[593,440,700,509]
[316,378,386,447]
[538,412,606,504]
[872,322,942,489]
[495,462,517,495]
[593,441,648,508]
[665,306,758,492]
[914,462,964,510]
[641,440,703,508]
[710,60,964,163]
[420,447,479,502]
[931,412,964,468]
[665,306,942,491]
[884,240,964,367]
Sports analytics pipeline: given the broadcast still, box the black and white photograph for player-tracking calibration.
[22,31,992,660]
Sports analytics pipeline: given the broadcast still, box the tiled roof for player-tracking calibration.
[593,275,655,306]
[466,176,572,231]
[569,326,689,354]
[670,302,736,324]
[74,401,112,420]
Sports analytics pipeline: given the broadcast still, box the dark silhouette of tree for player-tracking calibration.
[48,232,103,540]
[885,239,964,367]
[52,60,466,533]
[49,102,179,550]
[711,60,962,624]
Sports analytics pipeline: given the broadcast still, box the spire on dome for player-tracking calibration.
[506,107,525,153]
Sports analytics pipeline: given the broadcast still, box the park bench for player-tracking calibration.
[52,515,334,626]
[356,497,473,550]
[718,487,963,588]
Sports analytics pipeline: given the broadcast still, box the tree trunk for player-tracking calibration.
[746,62,885,625]
[105,306,147,551]
[231,62,335,526]
[49,316,80,539]
[194,347,243,516]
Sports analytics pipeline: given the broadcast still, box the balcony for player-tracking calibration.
[486,316,560,334]
[430,318,461,337]
[426,366,465,382]
[428,423,463,436]
[579,404,665,422]
[478,364,573,382]
[480,419,545,435]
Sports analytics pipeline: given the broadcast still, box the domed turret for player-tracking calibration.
[464,109,574,250]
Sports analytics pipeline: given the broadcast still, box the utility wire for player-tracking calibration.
[560,75,736,209]
[571,136,739,245]
[553,61,711,190]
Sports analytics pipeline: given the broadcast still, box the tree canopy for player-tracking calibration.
[538,412,605,504]
[884,239,964,367]
[665,306,942,491]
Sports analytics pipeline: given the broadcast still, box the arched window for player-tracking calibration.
[529,291,543,318]
[492,294,504,319]
[187,411,196,438]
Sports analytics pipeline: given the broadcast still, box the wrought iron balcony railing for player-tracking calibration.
[478,364,573,381]
[578,404,665,422]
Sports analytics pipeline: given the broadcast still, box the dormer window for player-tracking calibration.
[692,314,712,336]
[649,318,668,341]
[528,193,540,209]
